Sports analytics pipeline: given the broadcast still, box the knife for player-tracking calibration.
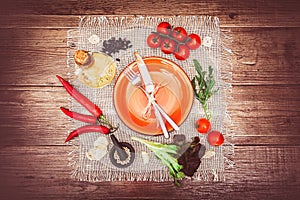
[134,52,155,94]
[151,99,179,131]
[134,52,169,138]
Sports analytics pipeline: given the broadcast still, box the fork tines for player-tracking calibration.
[124,68,134,79]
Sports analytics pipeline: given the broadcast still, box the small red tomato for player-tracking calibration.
[185,33,201,50]
[157,22,172,35]
[207,131,224,146]
[161,38,176,54]
[171,27,187,42]
[147,33,162,48]
[196,118,211,134]
[174,44,190,60]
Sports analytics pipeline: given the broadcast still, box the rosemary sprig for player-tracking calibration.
[191,59,218,120]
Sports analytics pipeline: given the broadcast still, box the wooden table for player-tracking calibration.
[0,0,299,199]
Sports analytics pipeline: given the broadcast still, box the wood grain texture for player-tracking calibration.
[0,146,299,200]
[0,1,300,27]
[0,0,299,199]
[0,85,298,146]
[0,27,299,86]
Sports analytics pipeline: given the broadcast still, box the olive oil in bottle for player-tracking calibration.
[74,50,116,88]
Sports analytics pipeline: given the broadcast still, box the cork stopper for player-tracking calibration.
[74,50,93,67]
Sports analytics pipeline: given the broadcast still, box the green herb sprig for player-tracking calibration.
[191,59,218,120]
[131,137,185,186]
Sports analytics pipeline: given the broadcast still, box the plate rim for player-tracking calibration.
[113,56,195,136]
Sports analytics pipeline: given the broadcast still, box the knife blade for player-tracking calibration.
[134,52,155,93]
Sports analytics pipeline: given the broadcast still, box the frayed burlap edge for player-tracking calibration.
[65,15,234,183]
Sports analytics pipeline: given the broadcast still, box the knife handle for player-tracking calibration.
[152,101,180,131]
[153,105,169,138]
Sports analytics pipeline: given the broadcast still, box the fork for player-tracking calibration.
[124,67,169,138]
[124,67,179,135]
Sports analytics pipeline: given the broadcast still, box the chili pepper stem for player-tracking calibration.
[97,115,118,131]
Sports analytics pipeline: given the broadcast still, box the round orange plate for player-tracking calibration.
[113,57,194,136]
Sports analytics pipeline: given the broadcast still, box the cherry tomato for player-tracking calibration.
[196,118,211,134]
[147,33,162,48]
[161,38,176,54]
[174,44,190,60]
[185,33,201,50]
[157,22,172,35]
[171,27,187,42]
[207,131,224,146]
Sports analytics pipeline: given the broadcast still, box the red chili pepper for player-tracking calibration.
[60,107,97,124]
[65,125,110,142]
[56,75,103,118]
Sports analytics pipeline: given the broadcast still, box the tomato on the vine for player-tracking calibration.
[207,131,224,146]
[147,22,200,61]
[147,33,162,48]
[185,33,201,50]
[171,27,187,42]
[157,22,172,35]
[196,118,211,134]
[161,38,176,54]
[174,44,190,60]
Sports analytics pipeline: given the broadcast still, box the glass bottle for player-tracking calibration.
[74,50,116,88]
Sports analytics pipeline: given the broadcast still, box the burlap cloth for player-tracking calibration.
[66,16,234,182]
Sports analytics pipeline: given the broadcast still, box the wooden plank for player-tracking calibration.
[231,27,300,85]
[0,1,300,27]
[229,85,300,140]
[0,85,299,145]
[0,145,299,199]
[0,86,70,146]
[0,27,299,86]
[0,0,298,199]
